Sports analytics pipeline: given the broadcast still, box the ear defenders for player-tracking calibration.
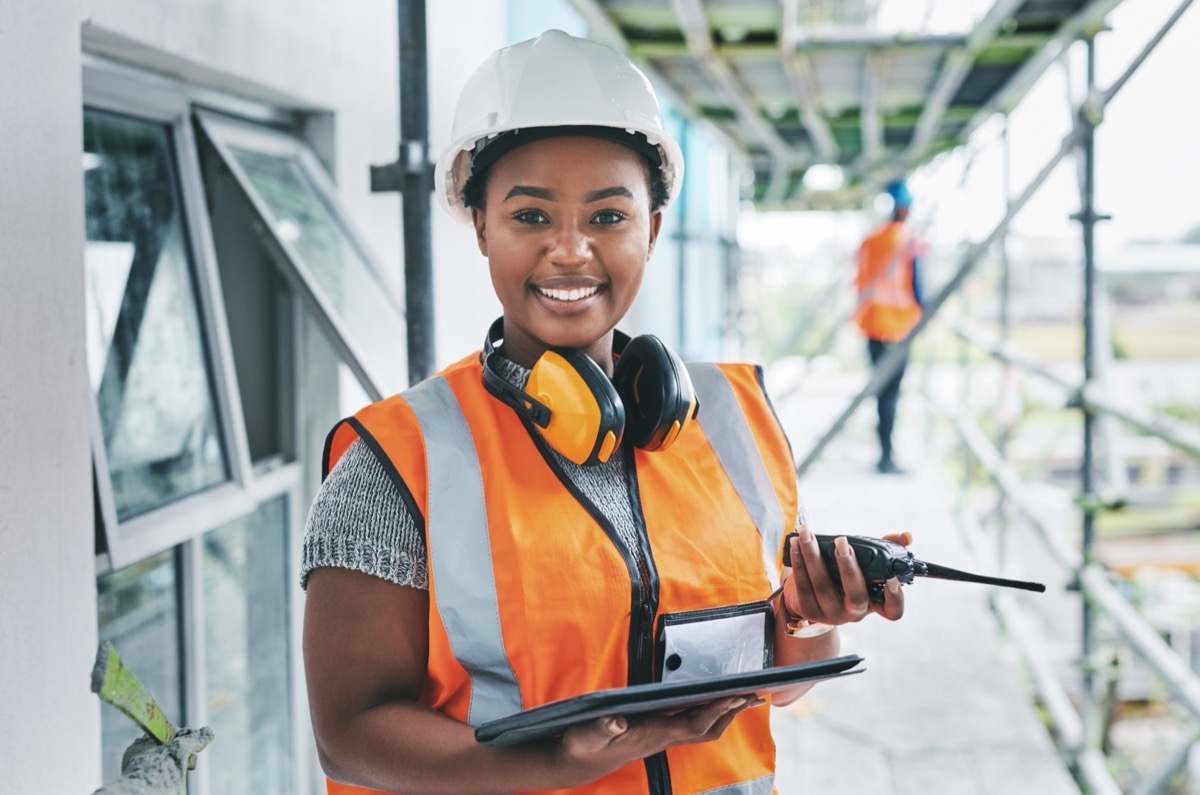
[480,319,699,466]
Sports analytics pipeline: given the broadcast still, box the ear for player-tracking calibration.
[645,211,663,259]
[471,207,489,256]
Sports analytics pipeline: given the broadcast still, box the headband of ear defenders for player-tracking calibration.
[480,319,626,466]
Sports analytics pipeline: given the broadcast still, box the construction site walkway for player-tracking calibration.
[767,373,1081,794]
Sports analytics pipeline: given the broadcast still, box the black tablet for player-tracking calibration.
[475,654,865,747]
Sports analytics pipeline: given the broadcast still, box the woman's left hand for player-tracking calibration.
[782,528,912,626]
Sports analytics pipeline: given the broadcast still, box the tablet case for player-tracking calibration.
[475,654,865,747]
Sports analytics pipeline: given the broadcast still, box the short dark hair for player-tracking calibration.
[462,150,670,215]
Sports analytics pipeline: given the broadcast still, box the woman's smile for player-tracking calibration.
[530,276,607,315]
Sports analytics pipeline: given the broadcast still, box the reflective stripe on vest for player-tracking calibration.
[697,776,776,795]
[405,376,523,726]
[687,363,786,588]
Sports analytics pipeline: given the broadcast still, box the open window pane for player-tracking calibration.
[84,109,229,520]
[198,114,407,399]
[199,140,296,465]
[203,496,291,795]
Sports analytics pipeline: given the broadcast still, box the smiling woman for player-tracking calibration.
[300,28,908,795]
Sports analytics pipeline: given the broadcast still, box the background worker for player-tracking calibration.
[302,31,910,795]
[854,179,925,474]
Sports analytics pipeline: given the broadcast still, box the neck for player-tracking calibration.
[499,319,616,377]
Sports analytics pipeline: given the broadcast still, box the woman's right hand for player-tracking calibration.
[557,696,760,775]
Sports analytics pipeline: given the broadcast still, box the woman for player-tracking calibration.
[302,30,907,795]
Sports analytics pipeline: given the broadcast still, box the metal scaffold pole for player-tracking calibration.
[1073,29,1105,746]
[372,0,435,385]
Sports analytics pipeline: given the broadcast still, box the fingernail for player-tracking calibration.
[887,577,900,595]
[607,716,627,734]
[800,526,814,544]
[902,532,913,546]
[834,536,852,558]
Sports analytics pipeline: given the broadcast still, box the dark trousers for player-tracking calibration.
[867,339,908,464]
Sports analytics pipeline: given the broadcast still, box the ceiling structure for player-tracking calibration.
[568,0,1126,210]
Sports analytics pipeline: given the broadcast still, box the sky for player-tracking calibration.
[741,0,1200,263]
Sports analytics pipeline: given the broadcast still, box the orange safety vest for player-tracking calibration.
[854,221,922,342]
[321,352,799,795]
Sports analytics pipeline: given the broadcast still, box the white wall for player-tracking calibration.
[427,0,508,366]
[0,2,101,791]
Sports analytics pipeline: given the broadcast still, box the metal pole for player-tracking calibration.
[997,118,1012,568]
[1075,31,1102,746]
[677,122,689,355]
[399,0,434,383]
[371,0,435,384]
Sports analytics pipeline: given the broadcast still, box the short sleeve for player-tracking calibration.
[301,438,428,590]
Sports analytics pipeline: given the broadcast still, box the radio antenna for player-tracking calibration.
[921,562,1046,592]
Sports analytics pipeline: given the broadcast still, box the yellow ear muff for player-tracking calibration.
[527,350,625,466]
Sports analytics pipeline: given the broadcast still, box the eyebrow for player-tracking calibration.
[584,186,634,203]
[504,185,554,202]
[501,185,635,203]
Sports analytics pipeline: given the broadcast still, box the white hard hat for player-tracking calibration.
[435,29,685,225]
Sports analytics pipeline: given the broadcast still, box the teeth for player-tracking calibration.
[538,285,599,302]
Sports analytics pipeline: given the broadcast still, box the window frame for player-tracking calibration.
[83,57,316,795]
[84,78,255,567]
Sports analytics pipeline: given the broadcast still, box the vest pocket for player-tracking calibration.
[655,600,774,683]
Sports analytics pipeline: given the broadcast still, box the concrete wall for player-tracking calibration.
[0,2,101,792]
[427,0,508,365]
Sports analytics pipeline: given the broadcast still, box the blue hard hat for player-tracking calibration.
[884,179,912,208]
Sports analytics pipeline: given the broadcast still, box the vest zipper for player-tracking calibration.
[623,449,671,795]
[524,427,670,795]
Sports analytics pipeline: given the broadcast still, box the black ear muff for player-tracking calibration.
[611,335,698,452]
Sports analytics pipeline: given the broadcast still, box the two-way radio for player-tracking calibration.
[782,533,1046,601]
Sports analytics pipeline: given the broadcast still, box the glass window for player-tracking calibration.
[199,141,296,465]
[203,497,291,795]
[198,114,407,399]
[83,109,228,520]
[97,549,183,783]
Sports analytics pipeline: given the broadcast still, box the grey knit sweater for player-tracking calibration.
[300,357,641,590]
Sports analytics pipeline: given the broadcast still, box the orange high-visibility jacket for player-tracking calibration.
[321,352,799,795]
[854,221,922,342]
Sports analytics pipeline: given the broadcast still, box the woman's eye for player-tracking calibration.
[513,209,549,225]
[592,210,626,225]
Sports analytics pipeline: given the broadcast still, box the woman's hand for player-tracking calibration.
[556,696,761,777]
[783,527,913,626]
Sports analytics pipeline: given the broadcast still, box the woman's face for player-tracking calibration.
[471,136,662,373]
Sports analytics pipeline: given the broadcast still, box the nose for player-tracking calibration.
[547,223,592,268]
